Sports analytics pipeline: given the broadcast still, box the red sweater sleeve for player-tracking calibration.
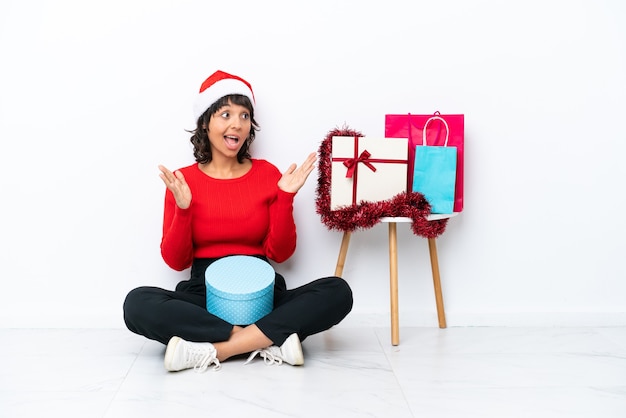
[160,189,194,271]
[264,189,297,262]
[159,160,297,270]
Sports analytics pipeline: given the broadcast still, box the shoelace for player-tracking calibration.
[244,347,283,366]
[183,342,222,372]
[193,352,221,372]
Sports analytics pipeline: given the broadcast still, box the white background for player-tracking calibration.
[1,0,624,328]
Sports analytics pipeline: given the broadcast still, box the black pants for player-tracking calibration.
[123,257,353,346]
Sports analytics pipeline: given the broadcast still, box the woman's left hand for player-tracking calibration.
[278,152,317,194]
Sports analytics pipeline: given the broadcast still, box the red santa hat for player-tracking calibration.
[193,70,256,120]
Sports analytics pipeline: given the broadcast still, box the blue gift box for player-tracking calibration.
[205,255,275,325]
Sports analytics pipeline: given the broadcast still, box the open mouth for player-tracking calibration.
[224,135,240,150]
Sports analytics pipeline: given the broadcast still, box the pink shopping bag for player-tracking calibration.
[385,111,464,212]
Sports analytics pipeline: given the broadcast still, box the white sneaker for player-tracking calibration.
[245,333,304,366]
[164,336,221,372]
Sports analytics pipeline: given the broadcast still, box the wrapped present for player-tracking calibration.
[330,136,408,210]
[205,255,275,325]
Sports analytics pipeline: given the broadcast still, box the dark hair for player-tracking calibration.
[189,94,260,164]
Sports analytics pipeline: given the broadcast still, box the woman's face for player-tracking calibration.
[206,101,252,159]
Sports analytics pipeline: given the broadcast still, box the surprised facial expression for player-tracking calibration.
[206,101,252,157]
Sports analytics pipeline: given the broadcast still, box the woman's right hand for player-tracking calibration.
[158,165,192,209]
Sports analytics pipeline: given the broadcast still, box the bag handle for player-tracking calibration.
[422,116,449,146]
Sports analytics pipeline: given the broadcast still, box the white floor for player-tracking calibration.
[1,325,625,417]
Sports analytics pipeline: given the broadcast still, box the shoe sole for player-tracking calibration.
[283,333,304,366]
[164,336,182,371]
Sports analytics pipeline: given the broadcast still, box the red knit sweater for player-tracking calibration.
[160,159,297,271]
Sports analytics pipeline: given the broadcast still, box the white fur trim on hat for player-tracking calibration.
[193,71,255,121]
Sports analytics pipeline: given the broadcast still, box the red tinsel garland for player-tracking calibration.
[315,126,448,238]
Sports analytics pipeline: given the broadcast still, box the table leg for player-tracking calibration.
[335,231,351,277]
[389,222,400,345]
[428,237,447,328]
